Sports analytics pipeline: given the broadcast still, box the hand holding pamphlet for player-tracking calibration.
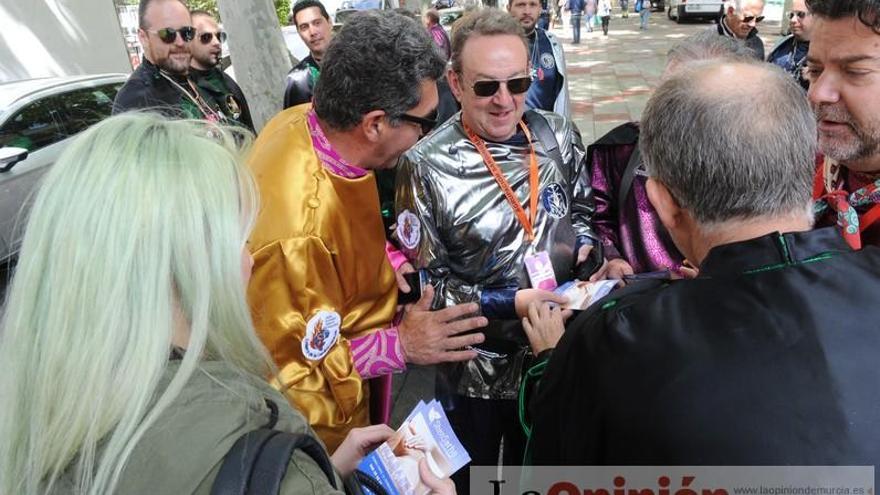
[359,400,469,495]
[552,279,619,310]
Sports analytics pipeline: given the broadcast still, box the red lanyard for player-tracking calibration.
[463,121,539,242]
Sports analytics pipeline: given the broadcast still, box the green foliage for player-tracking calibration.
[184,0,291,25]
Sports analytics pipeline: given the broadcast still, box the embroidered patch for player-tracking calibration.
[396,210,421,250]
[541,183,569,219]
[540,52,555,70]
[302,311,341,361]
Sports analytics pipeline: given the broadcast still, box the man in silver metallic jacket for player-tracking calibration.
[394,9,600,492]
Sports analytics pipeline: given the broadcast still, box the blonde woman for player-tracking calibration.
[0,113,451,494]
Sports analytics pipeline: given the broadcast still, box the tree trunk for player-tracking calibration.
[217,0,291,132]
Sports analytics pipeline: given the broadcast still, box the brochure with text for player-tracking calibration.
[359,400,470,495]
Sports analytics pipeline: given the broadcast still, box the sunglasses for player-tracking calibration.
[740,14,765,23]
[399,109,438,136]
[147,26,196,44]
[471,76,532,98]
[199,31,228,44]
[788,10,808,19]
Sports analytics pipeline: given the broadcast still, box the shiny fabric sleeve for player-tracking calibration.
[395,153,486,312]
[564,120,599,243]
[349,325,406,378]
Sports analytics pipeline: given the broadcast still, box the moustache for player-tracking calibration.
[814,104,854,126]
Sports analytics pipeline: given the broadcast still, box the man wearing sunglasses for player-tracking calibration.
[508,0,571,118]
[187,10,254,131]
[767,0,812,90]
[715,0,766,60]
[114,0,226,121]
[394,9,600,492]
[247,11,488,453]
[282,0,333,109]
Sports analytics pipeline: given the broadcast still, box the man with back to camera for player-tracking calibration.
[522,59,880,469]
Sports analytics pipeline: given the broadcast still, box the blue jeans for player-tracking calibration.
[639,6,650,28]
[571,13,583,43]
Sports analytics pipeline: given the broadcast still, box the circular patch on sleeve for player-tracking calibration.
[396,210,422,250]
[541,52,556,70]
[541,183,569,219]
[302,311,341,361]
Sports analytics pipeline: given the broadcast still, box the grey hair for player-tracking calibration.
[450,8,527,74]
[639,60,817,228]
[312,10,446,131]
[666,30,757,67]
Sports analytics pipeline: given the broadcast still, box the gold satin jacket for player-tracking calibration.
[247,105,397,451]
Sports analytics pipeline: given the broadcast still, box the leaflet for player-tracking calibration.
[359,400,470,495]
[553,279,619,310]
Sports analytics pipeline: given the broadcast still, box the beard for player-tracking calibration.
[158,50,192,75]
[192,50,220,69]
[813,102,880,164]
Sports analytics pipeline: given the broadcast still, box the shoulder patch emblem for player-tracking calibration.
[540,52,556,70]
[541,183,569,219]
[302,311,341,361]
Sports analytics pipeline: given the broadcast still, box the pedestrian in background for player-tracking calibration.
[599,0,612,34]
[637,0,650,29]
[620,0,629,17]
[567,0,585,43]
[585,0,597,31]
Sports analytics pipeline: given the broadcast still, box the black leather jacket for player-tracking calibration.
[283,55,320,109]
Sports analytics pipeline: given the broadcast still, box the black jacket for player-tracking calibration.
[528,228,880,470]
[190,67,255,131]
[716,19,765,60]
[283,55,320,109]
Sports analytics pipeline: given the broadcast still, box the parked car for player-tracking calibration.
[650,0,665,11]
[439,6,465,34]
[0,74,127,261]
[667,0,723,22]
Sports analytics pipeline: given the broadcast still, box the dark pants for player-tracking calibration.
[443,395,527,495]
[601,15,610,34]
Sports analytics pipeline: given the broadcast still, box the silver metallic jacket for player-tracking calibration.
[395,110,596,399]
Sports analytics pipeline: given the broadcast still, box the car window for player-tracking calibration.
[0,95,68,153]
[62,83,124,136]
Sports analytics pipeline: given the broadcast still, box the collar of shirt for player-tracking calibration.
[306,108,369,179]
[699,227,850,277]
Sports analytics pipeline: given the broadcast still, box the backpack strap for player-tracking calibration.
[523,109,564,170]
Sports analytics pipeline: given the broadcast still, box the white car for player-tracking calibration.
[0,74,127,261]
[667,0,723,22]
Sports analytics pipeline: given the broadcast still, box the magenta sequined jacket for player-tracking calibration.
[588,122,685,275]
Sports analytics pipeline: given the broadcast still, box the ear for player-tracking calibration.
[447,67,464,103]
[138,28,150,51]
[359,109,387,143]
[645,177,682,232]
[726,5,735,15]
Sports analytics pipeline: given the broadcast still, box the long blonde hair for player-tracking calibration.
[0,113,273,494]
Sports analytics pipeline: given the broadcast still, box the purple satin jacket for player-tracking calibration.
[588,122,685,275]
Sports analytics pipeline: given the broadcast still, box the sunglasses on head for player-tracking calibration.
[741,14,765,23]
[470,76,532,98]
[147,26,196,44]
[399,109,438,136]
[199,31,228,44]
[788,10,808,19]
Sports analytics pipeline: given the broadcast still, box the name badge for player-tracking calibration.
[524,251,558,290]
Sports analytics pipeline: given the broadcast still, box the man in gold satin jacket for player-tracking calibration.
[246,11,488,452]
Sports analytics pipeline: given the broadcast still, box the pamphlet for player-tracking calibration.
[359,400,470,495]
[553,279,619,310]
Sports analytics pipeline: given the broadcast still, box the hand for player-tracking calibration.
[677,259,699,279]
[594,258,633,281]
[404,433,428,451]
[330,424,395,477]
[398,285,488,365]
[515,288,568,318]
[522,301,569,354]
[418,458,456,495]
[576,244,593,265]
[395,262,416,293]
